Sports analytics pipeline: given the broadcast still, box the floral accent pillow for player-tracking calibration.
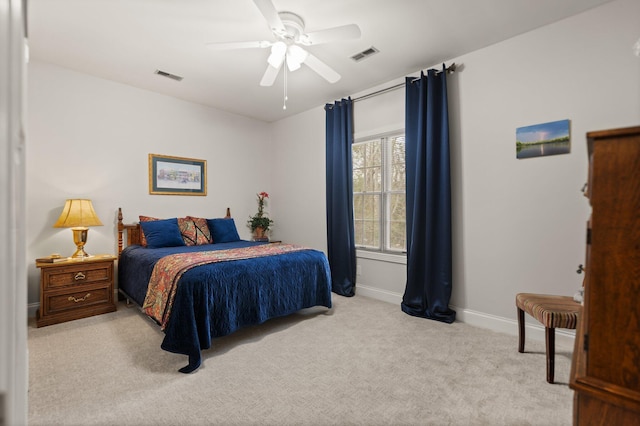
[179,216,213,246]
[138,215,160,247]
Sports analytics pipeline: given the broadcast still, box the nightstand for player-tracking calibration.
[36,255,117,327]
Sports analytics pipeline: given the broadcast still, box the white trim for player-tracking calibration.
[451,305,576,347]
[356,286,575,347]
[356,249,406,264]
[28,303,39,319]
[0,0,28,423]
[353,123,404,141]
[356,284,403,305]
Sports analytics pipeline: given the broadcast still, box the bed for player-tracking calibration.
[116,208,332,373]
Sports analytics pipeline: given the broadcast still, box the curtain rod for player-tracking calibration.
[352,63,457,103]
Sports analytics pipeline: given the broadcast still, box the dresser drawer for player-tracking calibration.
[43,285,112,316]
[42,261,112,290]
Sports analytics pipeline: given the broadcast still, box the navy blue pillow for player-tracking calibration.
[139,218,185,248]
[207,218,241,243]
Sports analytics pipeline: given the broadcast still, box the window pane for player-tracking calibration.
[354,193,380,248]
[365,140,381,166]
[388,220,406,251]
[390,137,405,191]
[391,136,405,162]
[364,166,381,192]
[353,194,364,220]
[354,220,364,246]
[389,193,405,222]
[352,143,365,169]
[388,193,406,251]
[353,169,364,192]
[363,220,379,247]
[363,194,380,220]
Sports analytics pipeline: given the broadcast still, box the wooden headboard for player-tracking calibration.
[117,207,231,256]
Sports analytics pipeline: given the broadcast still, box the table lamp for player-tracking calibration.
[53,199,103,258]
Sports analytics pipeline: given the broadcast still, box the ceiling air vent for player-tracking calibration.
[154,69,183,81]
[351,46,379,62]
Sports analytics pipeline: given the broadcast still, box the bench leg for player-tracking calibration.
[517,307,525,353]
[546,327,555,384]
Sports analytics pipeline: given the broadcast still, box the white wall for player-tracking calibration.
[270,107,328,250]
[453,0,638,323]
[26,62,273,307]
[273,0,640,335]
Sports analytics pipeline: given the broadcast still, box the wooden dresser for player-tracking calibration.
[36,255,117,327]
[570,126,640,424]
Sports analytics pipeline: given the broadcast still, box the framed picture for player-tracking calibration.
[516,119,571,159]
[149,154,207,196]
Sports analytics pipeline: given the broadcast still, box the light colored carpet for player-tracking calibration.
[28,294,574,426]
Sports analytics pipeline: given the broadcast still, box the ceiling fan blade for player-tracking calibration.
[260,63,282,86]
[253,0,286,36]
[300,24,361,46]
[303,51,341,83]
[206,40,272,50]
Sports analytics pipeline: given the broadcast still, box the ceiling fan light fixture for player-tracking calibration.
[286,45,308,71]
[213,0,358,96]
[286,56,301,71]
[267,41,287,68]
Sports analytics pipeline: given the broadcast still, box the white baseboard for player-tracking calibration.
[356,284,575,348]
[452,305,576,348]
[356,284,403,305]
[28,303,38,319]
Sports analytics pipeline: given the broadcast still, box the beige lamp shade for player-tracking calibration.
[53,199,103,228]
[54,199,103,258]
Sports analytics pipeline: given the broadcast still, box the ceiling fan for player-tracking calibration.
[207,0,361,87]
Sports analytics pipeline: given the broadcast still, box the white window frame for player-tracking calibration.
[353,131,406,256]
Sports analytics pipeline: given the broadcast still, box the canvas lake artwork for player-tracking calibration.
[516,119,570,159]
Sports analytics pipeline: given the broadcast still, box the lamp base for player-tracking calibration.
[70,227,91,259]
[71,247,91,259]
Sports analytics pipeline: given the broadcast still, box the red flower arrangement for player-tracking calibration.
[247,191,274,232]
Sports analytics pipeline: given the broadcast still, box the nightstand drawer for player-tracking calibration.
[43,262,112,290]
[44,285,111,316]
[36,256,117,327]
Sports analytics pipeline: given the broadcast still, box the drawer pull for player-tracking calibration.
[74,272,86,281]
[68,293,91,303]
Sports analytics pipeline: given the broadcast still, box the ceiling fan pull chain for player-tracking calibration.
[283,63,288,110]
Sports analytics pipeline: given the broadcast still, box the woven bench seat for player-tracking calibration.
[516,293,581,383]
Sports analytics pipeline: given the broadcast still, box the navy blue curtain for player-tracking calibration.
[325,98,356,297]
[401,66,456,323]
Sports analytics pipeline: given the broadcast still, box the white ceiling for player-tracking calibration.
[28,0,612,123]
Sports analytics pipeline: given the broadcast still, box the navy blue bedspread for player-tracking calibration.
[118,241,332,372]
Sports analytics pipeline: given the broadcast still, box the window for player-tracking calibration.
[352,133,406,253]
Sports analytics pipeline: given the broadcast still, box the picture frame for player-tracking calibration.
[149,154,207,196]
[516,119,571,159]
